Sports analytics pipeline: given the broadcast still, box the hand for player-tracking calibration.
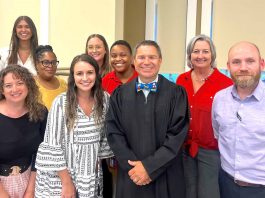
[128,160,152,186]
[58,169,76,198]
[23,171,35,198]
[61,181,76,198]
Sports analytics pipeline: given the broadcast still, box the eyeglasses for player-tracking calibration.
[87,45,103,51]
[40,60,59,68]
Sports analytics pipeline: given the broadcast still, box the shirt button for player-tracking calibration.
[190,105,193,108]
[190,118,192,120]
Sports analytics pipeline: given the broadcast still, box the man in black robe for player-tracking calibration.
[106,40,189,198]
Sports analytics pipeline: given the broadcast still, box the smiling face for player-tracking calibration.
[86,37,106,66]
[110,44,132,74]
[134,45,161,83]
[191,40,212,69]
[16,19,32,41]
[227,42,265,89]
[74,61,96,95]
[36,51,58,80]
[2,73,28,104]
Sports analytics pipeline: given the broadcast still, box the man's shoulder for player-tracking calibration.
[214,85,233,100]
[159,74,175,87]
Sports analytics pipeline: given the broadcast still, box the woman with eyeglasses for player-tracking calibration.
[85,34,113,198]
[0,65,47,198]
[0,16,38,75]
[35,45,67,110]
[85,34,111,77]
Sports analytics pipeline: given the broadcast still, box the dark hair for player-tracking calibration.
[85,34,111,77]
[66,54,105,130]
[8,16,38,65]
[0,65,46,121]
[35,45,57,64]
[134,40,162,58]
[110,40,132,55]
[186,34,216,68]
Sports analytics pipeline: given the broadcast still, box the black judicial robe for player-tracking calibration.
[106,75,189,198]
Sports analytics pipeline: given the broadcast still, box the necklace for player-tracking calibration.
[193,68,214,82]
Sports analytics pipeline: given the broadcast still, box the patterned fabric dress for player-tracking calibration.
[35,92,113,198]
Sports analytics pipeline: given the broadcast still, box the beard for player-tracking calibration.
[231,72,261,89]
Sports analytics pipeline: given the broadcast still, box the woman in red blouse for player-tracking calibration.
[176,34,232,198]
[102,40,138,94]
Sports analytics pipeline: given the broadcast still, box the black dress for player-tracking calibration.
[0,110,48,171]
[106,75,189,198]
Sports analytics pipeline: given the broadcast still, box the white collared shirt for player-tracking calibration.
[0,47,36,75]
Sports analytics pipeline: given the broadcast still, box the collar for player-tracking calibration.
[138,75,159,84]
[231,80,265,101]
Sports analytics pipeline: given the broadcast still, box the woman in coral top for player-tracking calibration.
[176,34,232,198]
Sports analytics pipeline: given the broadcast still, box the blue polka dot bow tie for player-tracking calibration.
[136,82,157,92]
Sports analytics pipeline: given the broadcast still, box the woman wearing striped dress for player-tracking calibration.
[35,54,113,198]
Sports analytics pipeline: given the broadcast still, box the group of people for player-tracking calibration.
[0,15,264,198]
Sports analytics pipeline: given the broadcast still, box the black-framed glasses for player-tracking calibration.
[40,60,59,68]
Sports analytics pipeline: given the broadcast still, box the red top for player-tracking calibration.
[102,69,138,94]
[176,68,233,157]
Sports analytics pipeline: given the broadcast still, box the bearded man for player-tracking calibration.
[212,41,265,198]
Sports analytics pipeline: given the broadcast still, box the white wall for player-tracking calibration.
[212,0,265,69]
[0,0,117,68]
[156,0,187,73]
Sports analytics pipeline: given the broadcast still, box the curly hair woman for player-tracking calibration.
[0,65,47,197]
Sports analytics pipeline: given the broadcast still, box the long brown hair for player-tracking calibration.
[8,16,38,65]
[85,34,111,77]
[66,54,105,130]
[0,65,46,122]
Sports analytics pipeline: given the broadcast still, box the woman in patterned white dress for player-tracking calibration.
[35,54,113,198]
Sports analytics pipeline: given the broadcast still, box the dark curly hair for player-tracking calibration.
[0,65,46,122]
[35,45,57,63]
[110,40,132,55]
